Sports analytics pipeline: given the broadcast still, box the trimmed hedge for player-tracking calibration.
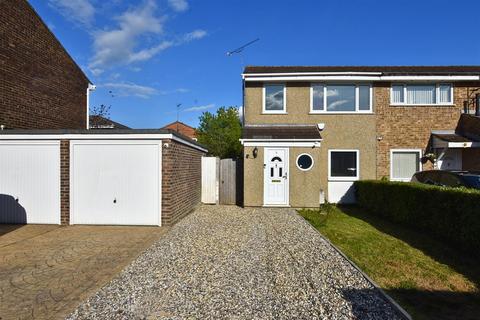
[354,180,480,252]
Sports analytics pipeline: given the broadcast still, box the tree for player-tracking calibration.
[89,104,111,128]
[196,106,242,159]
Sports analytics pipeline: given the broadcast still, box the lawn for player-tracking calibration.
[298,205,480,320]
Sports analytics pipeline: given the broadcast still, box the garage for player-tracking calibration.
[70,140,162,226]
[0,141,60,224]
[0,130,207,226]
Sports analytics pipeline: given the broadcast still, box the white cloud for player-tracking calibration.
[88,0,165,74]
[184,104,216,112]
[102,82,158,98]
[48,0,95,26]
[168,0,189,12]
[88,1,206,75]
[183,29,207,41]
[238,106,243,122]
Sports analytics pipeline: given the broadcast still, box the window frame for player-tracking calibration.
[263,83,287,114]
[390,149,423,182]
[390,83,453,106]
[328,149,360,181]
[310,84,373,114]
[296,153,314,171]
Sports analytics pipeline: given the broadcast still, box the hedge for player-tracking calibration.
[354,180,480,252]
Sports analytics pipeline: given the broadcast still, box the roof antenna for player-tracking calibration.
[226,38,259,66]
[176,103,182,132]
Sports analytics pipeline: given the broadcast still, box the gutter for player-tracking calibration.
[86,84,96,129]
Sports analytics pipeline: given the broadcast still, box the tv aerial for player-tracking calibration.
[226,38,259,56]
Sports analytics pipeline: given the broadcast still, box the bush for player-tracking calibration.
[354,180,480,252]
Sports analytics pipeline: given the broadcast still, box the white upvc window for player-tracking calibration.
[328,150,360,181]
[310,84,372,114]
[391,83,453,105]
[390,149,422,182]
[263,84,286,114]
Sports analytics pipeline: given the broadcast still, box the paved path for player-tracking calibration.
[69,206,404,320]
[0,224,168,320]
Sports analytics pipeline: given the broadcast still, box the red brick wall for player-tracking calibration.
[60,140,70,225]
[162,139,205,225]
[375,83,480,179]
[0,0,89,129]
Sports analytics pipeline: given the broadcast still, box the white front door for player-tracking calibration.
[264,148,289,206]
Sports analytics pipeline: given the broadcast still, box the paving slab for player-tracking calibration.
[69,206,404,320]
[0,224,167,320]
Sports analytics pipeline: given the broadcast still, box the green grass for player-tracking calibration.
[299,205,480,320]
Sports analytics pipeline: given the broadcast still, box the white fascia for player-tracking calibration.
[240,139,322,147]
[0,133,208,152]
[243,74,480,82]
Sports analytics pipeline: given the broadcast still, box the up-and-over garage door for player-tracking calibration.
[0,141,60,224]
[70,140,162,226]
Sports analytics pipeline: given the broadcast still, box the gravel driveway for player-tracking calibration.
[68,206,405,320]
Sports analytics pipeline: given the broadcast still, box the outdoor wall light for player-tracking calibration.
[252,147,258,158]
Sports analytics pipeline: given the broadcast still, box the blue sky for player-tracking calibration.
[30,0,480,128]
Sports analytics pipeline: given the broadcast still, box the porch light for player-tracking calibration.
[253,147,258,158]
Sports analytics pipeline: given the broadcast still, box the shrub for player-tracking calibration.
[354,180,480,252]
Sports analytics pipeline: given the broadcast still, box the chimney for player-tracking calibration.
[476,94,480,116]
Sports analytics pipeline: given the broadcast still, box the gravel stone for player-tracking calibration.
[67,205,405,320]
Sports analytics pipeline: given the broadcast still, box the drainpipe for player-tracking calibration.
[476,94,480,117]
[86,84,97,129]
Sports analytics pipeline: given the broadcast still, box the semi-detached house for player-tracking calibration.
[241,66,480,207]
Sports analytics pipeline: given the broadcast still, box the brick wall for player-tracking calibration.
[0,0,89,129]
[375,83,480,179]
[60,140,70,225]
[162,139,205,225]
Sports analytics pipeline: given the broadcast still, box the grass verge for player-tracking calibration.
[298,205,480,320]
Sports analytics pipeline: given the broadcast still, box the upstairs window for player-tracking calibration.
[311,84,372,113]
[263,84,286,113]
[391,84,453,105]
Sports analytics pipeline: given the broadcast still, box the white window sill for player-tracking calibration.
[390,103,455,107]
[390,178,412,182]
[328,177,360,181]
[309,111,373,115]
[261,112,288,115]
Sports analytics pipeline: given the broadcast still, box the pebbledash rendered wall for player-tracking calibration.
[58,137,205,226]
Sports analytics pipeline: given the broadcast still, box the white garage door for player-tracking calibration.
[0,141,60,224]
[71,140,162,226]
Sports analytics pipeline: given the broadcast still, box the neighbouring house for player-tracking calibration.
[240,66,480,207]
[89,116,130,129]
[0,0,94,130]
[162,121,197,140]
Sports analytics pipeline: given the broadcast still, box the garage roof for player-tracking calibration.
[0,129,207,152]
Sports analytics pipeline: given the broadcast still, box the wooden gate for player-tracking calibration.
[219,159,236,205]
[201,157,219,204]
[202,157,242,205]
